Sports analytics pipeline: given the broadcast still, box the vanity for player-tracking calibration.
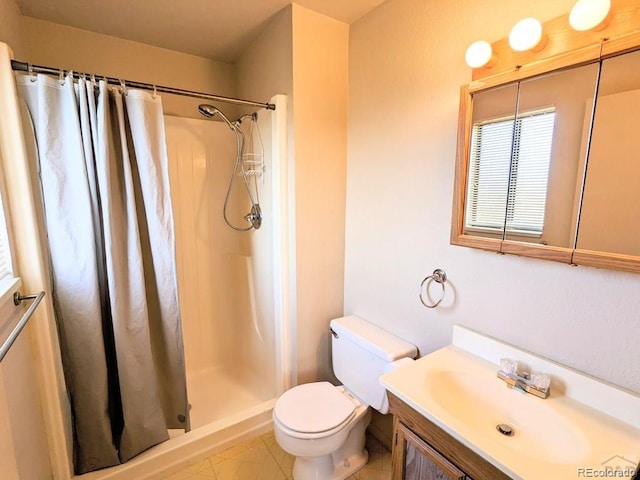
[388,392,510,480]
[380,326,640,479]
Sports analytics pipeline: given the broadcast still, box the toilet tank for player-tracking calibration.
[330,316,417,414]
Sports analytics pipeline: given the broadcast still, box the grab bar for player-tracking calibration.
[0,291,45,363]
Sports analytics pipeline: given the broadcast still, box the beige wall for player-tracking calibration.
[20,17,236,119]
[239,5,349,385]
[0,367,19,480]
[347,0,640,395]
[237,7,293,108]
[291,5,349,384]
[237,8,295,391]
[0,0,25,57]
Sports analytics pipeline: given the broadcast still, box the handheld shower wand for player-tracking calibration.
[198,104,262,231]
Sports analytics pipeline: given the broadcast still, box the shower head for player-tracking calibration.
[198,104,236,130]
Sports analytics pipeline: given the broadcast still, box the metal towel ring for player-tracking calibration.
[419,269,447,309]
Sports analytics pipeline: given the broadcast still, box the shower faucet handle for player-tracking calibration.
[244,204,262,230]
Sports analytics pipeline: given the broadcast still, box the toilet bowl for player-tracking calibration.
[273,383,371,480]
[273,316,417,480]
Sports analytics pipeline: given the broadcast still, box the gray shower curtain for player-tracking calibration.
[16,73,188,474]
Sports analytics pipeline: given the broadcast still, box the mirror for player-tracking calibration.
[576,49,640,257]
[456,63,600,254]
[452,30,640,273]
[504,64,599,248]
[463,83,518,240]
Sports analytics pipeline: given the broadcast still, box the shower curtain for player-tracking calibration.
[16,73,188,474]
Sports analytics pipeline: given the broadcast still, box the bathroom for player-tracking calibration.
[0,0,639,479]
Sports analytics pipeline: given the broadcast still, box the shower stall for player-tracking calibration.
[78,95,291,479]
[166,108,277,428]
[0,36,292,478]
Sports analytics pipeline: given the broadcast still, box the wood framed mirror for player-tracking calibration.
[572,47,640,271]
[451,1,640,274]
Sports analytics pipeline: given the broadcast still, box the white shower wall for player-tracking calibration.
[164,114,277,427]
[246,110,278,396]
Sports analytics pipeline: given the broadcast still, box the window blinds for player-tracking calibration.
[465,108,556,235]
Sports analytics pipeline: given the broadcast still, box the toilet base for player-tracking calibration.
[292,448,368,480]
[291,409,372,480]
[332,447,369,480]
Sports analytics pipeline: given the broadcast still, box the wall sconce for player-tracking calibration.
[569,0,611,31]
[508,17,545,52]
[464,41,494,68]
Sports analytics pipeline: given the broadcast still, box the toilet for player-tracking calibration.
[273,315,417,480]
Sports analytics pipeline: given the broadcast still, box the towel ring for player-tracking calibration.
[419,268,447,309]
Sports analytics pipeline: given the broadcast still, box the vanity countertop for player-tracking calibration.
[380,326,640,480]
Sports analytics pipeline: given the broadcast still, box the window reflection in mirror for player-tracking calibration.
[577,50,640,256]
[463,83,518,239]
[504,64,600,248]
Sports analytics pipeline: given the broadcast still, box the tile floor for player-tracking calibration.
[162,430,392,480]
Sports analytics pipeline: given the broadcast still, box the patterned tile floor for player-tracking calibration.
[162,430,392,480]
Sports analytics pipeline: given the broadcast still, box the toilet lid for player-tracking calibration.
[274,382,357,434]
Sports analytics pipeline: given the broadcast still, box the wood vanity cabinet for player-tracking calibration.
[389,393,512,480]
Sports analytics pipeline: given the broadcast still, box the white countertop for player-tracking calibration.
[380,326,640,480]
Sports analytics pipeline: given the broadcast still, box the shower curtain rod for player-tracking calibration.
[11,60,276,111]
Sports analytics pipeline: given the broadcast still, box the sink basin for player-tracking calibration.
[379,327,640,480]
[427,370,590,464]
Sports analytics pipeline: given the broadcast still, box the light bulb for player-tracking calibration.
[465,41,493,68]
[509,18,543,52]
[569,0,611,31]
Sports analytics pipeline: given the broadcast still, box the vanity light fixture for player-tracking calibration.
[464,0,616,70]
[569,0,611,31]
[508,17,545,52]
[464,40,494,68]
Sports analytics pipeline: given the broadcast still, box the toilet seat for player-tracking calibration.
[273,382,359,436]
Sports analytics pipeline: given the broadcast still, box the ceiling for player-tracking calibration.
[16,0,385,62]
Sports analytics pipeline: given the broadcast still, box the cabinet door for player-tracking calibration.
[393,422,466,480]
